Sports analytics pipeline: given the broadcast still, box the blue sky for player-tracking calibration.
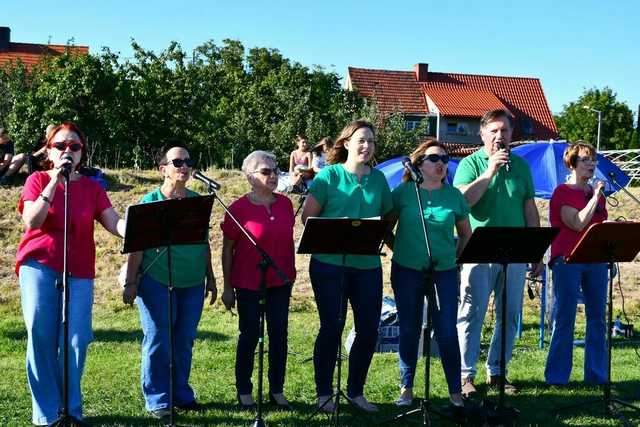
[4,0,639,117]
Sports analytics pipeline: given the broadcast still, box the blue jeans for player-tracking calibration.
[310,258,383,398]
[235,285,292,395]
[19,259,94,425]
[136,274,205,411]
[545,259,608,384]
[457,262,527,379]
[391,262,461,394]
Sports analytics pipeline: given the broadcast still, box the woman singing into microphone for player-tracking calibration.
[16,122,124,425]
[545,141,608,386]
[301,120,393,413]
[387,140,471,407]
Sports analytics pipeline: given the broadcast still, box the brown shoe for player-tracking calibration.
[461,377,477,397]
[486,375,518,394]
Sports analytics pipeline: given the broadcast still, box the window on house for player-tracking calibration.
[446,122,458,133]
[520,117,535,135]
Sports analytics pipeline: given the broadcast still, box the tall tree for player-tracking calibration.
[555,87,635,150]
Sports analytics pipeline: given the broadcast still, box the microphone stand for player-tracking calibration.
[51,169,82,427]
[608,172,640,206]
[205,183,291,427]
[387,170,457,426]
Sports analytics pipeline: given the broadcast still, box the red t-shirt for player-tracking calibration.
[16,171,112,279]
[221,193,296,290]
[549,183,607,261]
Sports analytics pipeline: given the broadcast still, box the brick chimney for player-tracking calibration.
[414,63,429,82]
[0,27,10,51]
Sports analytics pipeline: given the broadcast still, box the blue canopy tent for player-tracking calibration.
[511,141,631,199]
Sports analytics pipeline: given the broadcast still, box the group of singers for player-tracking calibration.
[14,109,610,425]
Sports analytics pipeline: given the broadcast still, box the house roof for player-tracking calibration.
[347,67,426,115]
[347,66,559,140]
[423,87,509,117]
[0,43,89,70]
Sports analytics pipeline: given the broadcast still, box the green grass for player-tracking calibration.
[1,169,639,426]
[1,304,639,426]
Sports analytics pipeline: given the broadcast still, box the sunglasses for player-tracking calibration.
[166,158,195,168]
[50,140,83,152]
[419,154,450,164]
[252,167,280,176]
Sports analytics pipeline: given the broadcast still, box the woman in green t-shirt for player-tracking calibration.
[387,140,471,408]
[302,120,393,413]
[122,141,217,420]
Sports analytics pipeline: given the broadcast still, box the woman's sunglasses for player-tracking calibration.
[50,140,83,152]
[253,167,279,176]
[419,154,450,164]
[166,158,195,168]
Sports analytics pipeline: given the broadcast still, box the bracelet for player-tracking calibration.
[122,281,138,289]
[39,193,51,204]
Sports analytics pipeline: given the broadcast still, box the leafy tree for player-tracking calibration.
[555,87,635,150]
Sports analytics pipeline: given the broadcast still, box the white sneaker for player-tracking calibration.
[348,395,379,412]
[317,395,336,413]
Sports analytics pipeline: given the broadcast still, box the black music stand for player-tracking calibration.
[457,226,558,423]
[122,195,214,427]
[555,222,640,425]
[299,217,389,427]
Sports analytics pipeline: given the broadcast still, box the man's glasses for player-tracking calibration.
[166,158,195,168]
[419,154,450,164]
[252,167,279,176]
[50,140,83,152]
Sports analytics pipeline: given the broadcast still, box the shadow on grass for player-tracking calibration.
[2,327,226,343]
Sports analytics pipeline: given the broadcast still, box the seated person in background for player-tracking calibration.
[0,127,28,184]
[289,134,312,191]
[311,137,333,173]
[28,124,56,175]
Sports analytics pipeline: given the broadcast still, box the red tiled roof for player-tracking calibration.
[423,87,509,117]
[347,66,559,140]
[424,72,558,139]
[347,67,426,115]
[0,43,89,70]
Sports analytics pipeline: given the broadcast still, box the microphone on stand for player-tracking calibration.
[61,154,74,178]
[499,142,511,173]
[402,157,423,184]
[191,170,222,191]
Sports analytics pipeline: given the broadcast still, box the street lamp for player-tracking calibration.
[583,106,602,151]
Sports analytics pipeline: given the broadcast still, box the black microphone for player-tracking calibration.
[499,142,511,173]
[401,157,423,184]
[191,170,222,191]
[61,154,74,177]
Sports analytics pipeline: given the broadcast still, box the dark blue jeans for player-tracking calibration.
[310,258,383,398]
[235,285,292,395]
[391,262,461,394]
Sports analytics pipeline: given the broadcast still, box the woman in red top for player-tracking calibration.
[16,122,124,425]
[221,150,296,410]
[544,141,608,386]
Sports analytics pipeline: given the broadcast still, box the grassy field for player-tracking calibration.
[1,169,639,426]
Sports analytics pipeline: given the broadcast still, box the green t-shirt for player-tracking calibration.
[139,187,208,287]
[308,163,393,269]
[453,149,534,230]
[391,182,469,271]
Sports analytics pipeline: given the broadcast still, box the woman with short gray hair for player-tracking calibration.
[221,150,296,410]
